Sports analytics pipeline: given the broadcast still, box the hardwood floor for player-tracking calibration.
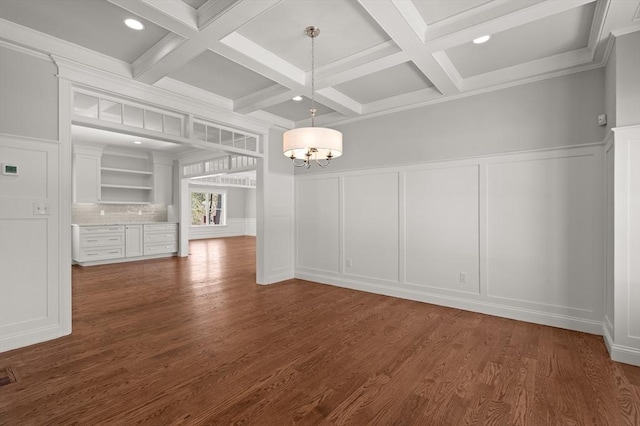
[1,236,638,425]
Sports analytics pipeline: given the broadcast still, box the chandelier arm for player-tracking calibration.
[315,157,331,168]
[290,158,308,168]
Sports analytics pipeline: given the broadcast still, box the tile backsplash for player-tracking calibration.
[72,204,168,224]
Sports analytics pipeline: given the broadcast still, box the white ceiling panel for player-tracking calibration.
[263,97,335,122]
[445,2,597,78]
[412,0,492,25]
[0,0,169,63]
[335,61,434,104]
[168,50,280,100]
[236,0,390,70]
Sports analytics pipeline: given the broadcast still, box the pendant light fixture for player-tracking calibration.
[283,26,343,168]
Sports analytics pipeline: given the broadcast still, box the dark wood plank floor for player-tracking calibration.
[1,236,639,425]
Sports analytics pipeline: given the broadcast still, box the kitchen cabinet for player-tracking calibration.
[72,225,125,262]
[73,145,102,203]
[144,223,178,255]
[153,163,173,205]
[72,146,175,205]
[72,223,178,265]
[125,225,143,257]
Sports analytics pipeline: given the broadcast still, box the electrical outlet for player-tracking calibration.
[459,272,467,283]
[100,210,105,216]
[32,201,49,215]
[346,258,352,268]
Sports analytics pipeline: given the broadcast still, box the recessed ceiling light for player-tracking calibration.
[124,18,144,31]
[292,96,303,102]
[473,35,491,44]
[133,140,142,145]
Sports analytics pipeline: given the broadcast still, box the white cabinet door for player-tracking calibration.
[73,154,101,203]
[153,163,173,205]
[125,225,143,257]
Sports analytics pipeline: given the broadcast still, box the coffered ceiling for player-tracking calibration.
[1,0,639,130]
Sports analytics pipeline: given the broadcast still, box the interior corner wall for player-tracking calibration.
[0,46,68,352]
[297,68,606,175]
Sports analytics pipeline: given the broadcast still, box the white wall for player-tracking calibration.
[0,46,58,140]
[0,46,71,352]
[614,32,640,127]
[295,145,605,334]
[298,69,606,174]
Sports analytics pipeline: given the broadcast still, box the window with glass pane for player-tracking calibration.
[191,192,224,226]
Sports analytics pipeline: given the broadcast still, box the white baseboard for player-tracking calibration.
[295,271,603,335]
[0,323,69,353]
[603,325,640,366]
[259,268,294,285]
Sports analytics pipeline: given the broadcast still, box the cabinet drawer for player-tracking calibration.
[145,224,177,232]
[144,231,177,243]
[80,226,124,234]
[80,246,124,261]
[80,233,124,247]
[144,243,177,255]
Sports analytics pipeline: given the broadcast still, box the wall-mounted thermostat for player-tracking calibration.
[1,164,19,176]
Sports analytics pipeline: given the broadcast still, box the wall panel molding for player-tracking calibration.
[294,143,606,336]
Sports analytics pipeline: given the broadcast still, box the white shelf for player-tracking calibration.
[101,184,152,190]
[101,167,152,175]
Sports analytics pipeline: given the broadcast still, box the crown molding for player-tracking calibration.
[0,18,132,78]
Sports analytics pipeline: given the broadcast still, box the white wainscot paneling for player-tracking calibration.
[628,140,640,340]
[604,143,615,336]
[245,218,256,236]
[296,178,340,273]
[405,165,480,294]
[0,219,49,325]
[344,172,399,283]
[486,154,604,319]
[0,135,61,352]
[189,218,248,240]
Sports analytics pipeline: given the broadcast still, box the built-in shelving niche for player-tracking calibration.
[100,153,153,204]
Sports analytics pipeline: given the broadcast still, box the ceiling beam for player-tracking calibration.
[126,0,282,85]
[357,0,460,96]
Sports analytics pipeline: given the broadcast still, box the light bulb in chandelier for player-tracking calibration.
[282,26,343,168]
